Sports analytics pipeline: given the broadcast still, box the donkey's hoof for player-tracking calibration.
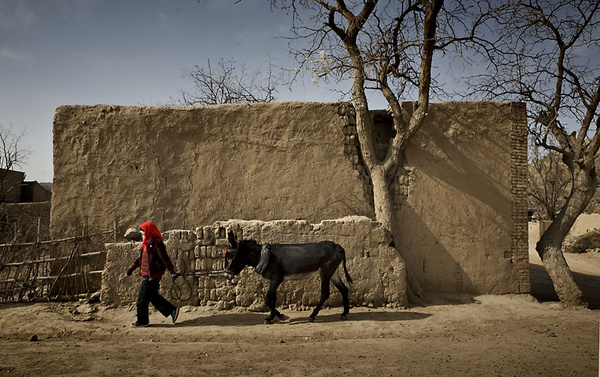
[264,318,273,325]
[278,314,289,321]
[340,314,348,321]
[308,316,315,322]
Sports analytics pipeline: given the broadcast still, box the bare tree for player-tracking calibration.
[0,124,28,202]
[467,0,600,307]
[528,146,572,221]
[0,124,29,243]
[179,58,281,105]
[273,0,463,226]
[262,0,491,301]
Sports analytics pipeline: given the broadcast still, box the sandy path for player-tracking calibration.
[0,252,598,376]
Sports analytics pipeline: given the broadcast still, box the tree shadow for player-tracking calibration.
[529,262,600,309]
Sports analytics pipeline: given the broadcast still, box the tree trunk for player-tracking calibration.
[537,241,585,307]
[370,165,393,231]
[328,0,440,305]
[536,165,597,307]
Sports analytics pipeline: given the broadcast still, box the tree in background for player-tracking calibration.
[468,0,599,307]
[0,123,29,243]
[528,147,571,221]
[0,124,28,203]
[179,58,281,105]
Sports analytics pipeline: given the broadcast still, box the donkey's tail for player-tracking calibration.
[338,245,353,286]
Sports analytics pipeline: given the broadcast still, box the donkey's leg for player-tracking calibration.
[331,272,350,319]
[264,279,283,324]
[309,276,331,322]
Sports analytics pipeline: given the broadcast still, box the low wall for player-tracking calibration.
[529,214,600,253]
[567,214,600,236]
[100,217,407,309]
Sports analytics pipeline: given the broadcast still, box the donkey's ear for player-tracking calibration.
[227,230,237,248]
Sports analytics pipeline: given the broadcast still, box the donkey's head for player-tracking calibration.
[224,230,261,280]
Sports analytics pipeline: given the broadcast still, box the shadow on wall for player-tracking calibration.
[413,107,511,231]
[395,204,475,294]
[373,105,509,217]
[395,103,517,295]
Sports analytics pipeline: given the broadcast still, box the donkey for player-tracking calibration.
[225,231,353,324]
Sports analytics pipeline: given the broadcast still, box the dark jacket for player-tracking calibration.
[129,236,175,280]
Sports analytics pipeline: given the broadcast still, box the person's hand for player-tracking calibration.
[171,272,180,279]
[127,267,134,276]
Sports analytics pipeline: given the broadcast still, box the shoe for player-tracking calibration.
[130,321,149,327]
[171,307,180,323]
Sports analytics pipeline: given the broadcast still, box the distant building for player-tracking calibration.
[0,169,52,243]
[22,181,52,202]
[0,169,52,203]
[0,169,25,203]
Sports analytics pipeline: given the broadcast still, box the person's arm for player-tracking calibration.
[127,255,141,276]
[156,241,176,275]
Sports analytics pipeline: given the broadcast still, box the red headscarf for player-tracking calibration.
[140,221,163,246]
[133,221,172,278]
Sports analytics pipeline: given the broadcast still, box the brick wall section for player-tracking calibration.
[511,102,530,293]
[338,105,374,212]
[100,217,408,309]
[337,102,529,295]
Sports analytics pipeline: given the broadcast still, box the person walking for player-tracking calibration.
[127,221,180,327]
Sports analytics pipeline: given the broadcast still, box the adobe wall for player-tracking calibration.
[394,102,529,294]
[52,101,528,297]
[567,214,600,236]
[530,214,600,252]
[100,217,406,309]
[51,102,369,237]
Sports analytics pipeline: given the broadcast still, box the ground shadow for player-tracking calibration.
[530,263,600,309]
[162,312,268,327]
[287,311,431,324]
[415,293,478,307]
[160,309,432,328]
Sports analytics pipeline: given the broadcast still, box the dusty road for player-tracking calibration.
[0,251,598,376]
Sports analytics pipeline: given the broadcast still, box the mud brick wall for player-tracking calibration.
[100,217,407,309]
[55,101,528,296]
[392,102,529,294]
[51,102,368,237]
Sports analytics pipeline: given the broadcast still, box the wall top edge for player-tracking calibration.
[53,100,525,113]
[53,101,350,112]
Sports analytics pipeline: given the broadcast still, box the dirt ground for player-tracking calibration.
[1,250,598,376]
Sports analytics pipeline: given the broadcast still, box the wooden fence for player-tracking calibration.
[0,229,116,303]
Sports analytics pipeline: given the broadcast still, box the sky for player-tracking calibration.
[5,1,596,183]
[0,0,349,183]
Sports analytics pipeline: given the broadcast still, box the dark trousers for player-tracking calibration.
[136,277,175,325]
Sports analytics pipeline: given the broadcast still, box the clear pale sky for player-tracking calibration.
[0,0,348,183]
